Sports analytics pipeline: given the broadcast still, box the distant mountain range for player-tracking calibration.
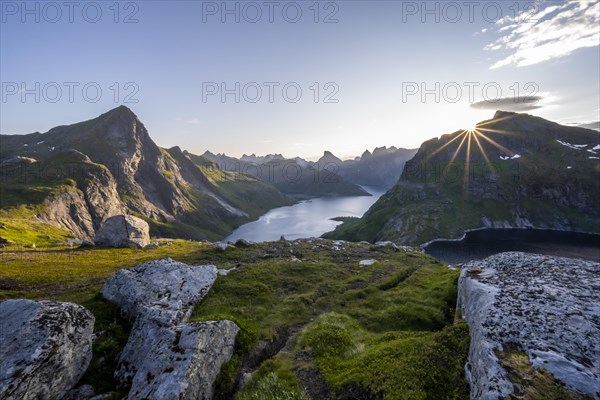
[0,106,413,244]
[325,111,600,245]
[203,146,417,193]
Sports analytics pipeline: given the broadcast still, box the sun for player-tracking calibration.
[466,122,479,132]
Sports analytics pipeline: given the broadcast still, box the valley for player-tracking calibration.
[1,108,599,400]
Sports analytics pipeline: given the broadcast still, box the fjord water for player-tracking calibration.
[424,229,600,264]
[225,186,386,242]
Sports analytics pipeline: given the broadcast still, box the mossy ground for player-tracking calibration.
[496,344,595,400]
[0,239,470,399]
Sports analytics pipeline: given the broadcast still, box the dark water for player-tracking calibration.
[424,229,600,265]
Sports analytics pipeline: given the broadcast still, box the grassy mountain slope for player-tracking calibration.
[324,111,600,245]
[0,106,290,243]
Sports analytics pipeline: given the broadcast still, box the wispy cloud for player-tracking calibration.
[486,1,599,69]
[187,118,201,124]
[470,95,543,112]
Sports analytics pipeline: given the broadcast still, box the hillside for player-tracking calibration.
[324,111,600,245]
[0,239,469,399]
[0,106,291,243]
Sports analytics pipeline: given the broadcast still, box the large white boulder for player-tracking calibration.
[94,215,150,248]
[458,252,600,399]
[102,258,239,400]
[0,300,95,400]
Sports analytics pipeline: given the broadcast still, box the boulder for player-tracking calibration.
[0,300,95,400]
[102,258,239,400]
[101,258,218,325]
[122,319,239,400]
[94,215,150,248]
[458,252,600,399]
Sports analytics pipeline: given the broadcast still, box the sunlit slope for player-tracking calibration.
[325,111,600,245]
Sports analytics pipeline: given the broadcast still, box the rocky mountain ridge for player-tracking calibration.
[0,107,292,242]
[325,111,600,245]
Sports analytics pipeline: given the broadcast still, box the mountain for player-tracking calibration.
[337,146,418,189]
[201,151,369,199]
[0,106,290,243]
[314,147,418,189]
[324,111,600,245]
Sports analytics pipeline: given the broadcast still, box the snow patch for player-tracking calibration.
[359,259,377,266]
[589,157,599,160]
[556,140,588,150]
[500,154,521,160]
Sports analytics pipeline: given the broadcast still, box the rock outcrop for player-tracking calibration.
[102,258,239,400]
[94,215,150,248]
[0,299,95,400]
[458,252,600,399]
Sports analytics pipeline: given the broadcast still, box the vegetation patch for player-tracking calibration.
[1,239,470,398]
[496,344,594,400]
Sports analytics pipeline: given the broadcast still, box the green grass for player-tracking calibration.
[187,241,467,399]
[0,205,75,246]
[1,240,470,398]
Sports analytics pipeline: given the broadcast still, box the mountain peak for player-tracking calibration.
[107,105,136,116]
[493,110,518,120]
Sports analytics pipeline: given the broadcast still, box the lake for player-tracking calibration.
[424,228,600,264]
[225,186,386,242]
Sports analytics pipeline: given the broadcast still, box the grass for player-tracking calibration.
[187,241,468,399]
[496,344,594,400]
[1,239,470,399]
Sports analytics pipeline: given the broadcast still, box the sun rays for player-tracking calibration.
[426,116,518,192]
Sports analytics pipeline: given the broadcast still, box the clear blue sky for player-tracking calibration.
[1,0,598,159]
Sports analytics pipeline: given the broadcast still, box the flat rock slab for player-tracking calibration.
[0,299,95,400]
[102,257,218,325]
[102,258,239,400]
[458,252,600,399]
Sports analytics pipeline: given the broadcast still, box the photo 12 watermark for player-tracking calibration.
[1,82,140,104]
[400,1,542,24]
[1,1,140,23]
[201,81,339,104]
[200,1,339,23]
[401,81,540,104]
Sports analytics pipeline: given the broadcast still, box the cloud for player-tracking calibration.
[187,118,201,124]
[470,96,543,111]
[486,1,600,69]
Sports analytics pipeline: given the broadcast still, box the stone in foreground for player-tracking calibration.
[94,214,150,248]
[102,258,239,400]
[458,252,600,399]
[0,299,95,400]
[124,319,239,400]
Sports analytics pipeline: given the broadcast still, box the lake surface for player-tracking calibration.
[225,186,386,242]
[424,229,600,264]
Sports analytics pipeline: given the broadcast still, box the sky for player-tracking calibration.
[1,0,599,160]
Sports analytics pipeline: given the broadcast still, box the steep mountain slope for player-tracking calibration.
[336,146,418,189]
[0,106,290,242]
[325,111,600,245]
